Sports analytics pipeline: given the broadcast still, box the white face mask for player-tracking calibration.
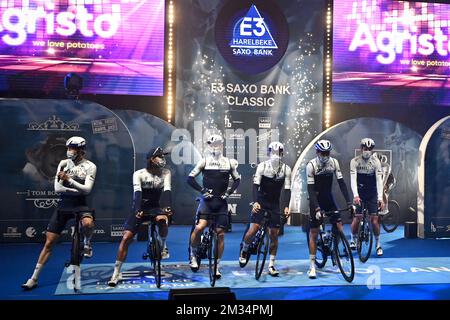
[318,155,330,164]
[209,144,223,157]
[67,150,77,160]
[362,150,372,159]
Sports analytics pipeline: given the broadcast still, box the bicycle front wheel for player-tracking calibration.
[151,230,162,288]
[382,200,400,233]
[357,217,373,263]
[333,230,355,283]
[208,232,219,287]
[255,228,269,280]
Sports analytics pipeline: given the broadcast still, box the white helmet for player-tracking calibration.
[314,139,332,152]
[268,141,284,156]
[360,138,375,149]
[66,136,86,149]
[206,134,223,145]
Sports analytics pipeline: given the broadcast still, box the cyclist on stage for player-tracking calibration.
[350,138,385,256]
[22,136,97,290]
[306,140,352,279]
[108,147,172,287]
[187,134,241,279]
[238,142,291,276]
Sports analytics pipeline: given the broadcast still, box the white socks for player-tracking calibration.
[269,255,276,268]
[190,245,198,257]
[309,254,315,269]
[242,241,250,252]
[112,260,123,278]
[160,237,167,249]
[375,235,380,247]
[31,263,43,281]
[84,234,92,246]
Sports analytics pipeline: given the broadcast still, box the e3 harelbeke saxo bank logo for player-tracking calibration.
[215,0,289,74]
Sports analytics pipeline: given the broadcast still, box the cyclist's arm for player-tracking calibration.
[252,163,264,203]
[349,158,359,198]
[187,158,206,192]
[160,169,172,208]
[66,164,97,195]
[306,162,320,211]
[226,159,241,195]
[132,171,142,212]
[281,165,292,208]
[375,159,384,201]
[334,159,351,203]
[54,160,79,195]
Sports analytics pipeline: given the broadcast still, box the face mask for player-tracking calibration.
[362,151,372,159]
[154,157,166,168]
[318,155,330,164]
[209,145,223,157]
[67,150,77,160]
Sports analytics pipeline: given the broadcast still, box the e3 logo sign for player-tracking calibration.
[215,0,288,74]
[240,16,266,37]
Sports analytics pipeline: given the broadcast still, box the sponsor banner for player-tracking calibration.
[55,257,450,295]
[176,0,325,222]
[418,116,450,238]
[0,99,134,243]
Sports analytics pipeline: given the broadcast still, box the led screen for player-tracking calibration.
[0,0,165,96]
[333,0,450,105]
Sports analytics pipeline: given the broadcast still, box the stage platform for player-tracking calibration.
[2,224,450,300]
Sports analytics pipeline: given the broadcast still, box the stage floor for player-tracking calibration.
[2,224,450,300]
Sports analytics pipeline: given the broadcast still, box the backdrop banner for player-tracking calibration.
[418,116,450,239]
[175,0,325,222]
[0,99,134,243]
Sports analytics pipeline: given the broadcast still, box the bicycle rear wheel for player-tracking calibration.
[208,231,219,287]
[382,200,400,233]
[333,229,355,283]
[357,217,373,263]
[151,229,162,288]
[255,228,269,280]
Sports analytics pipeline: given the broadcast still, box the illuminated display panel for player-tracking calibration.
[332,0,450,105]
[0,0,165,96]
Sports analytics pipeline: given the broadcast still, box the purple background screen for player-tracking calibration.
[332,0,450,105]
[0,0,165,96]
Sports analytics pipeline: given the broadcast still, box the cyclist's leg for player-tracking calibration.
[22,210,67,289]
[109,211,146,285]
[367,196,382,254]
[268,207,281,271]
[155,214,169,258]
[351,204,362,246]
[80,212,95,256]
[190,219,207,255]
[242,208,262,251]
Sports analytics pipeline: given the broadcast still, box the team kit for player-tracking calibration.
[21,134,388,289]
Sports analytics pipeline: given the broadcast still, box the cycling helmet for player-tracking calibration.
[361,138,375,150]
[268,141,284,156]
[314,140,332,152]
[66,136,86,149]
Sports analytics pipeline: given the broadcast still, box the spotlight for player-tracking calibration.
[64,73,83,99]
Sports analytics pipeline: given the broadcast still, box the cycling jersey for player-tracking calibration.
[188,156,240,196]
[350,154,383,201]
[306,156,351,218]
[187,155,240,228]
[253,160,291,206]
[133,168,171,209]
[54,158,97,208]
